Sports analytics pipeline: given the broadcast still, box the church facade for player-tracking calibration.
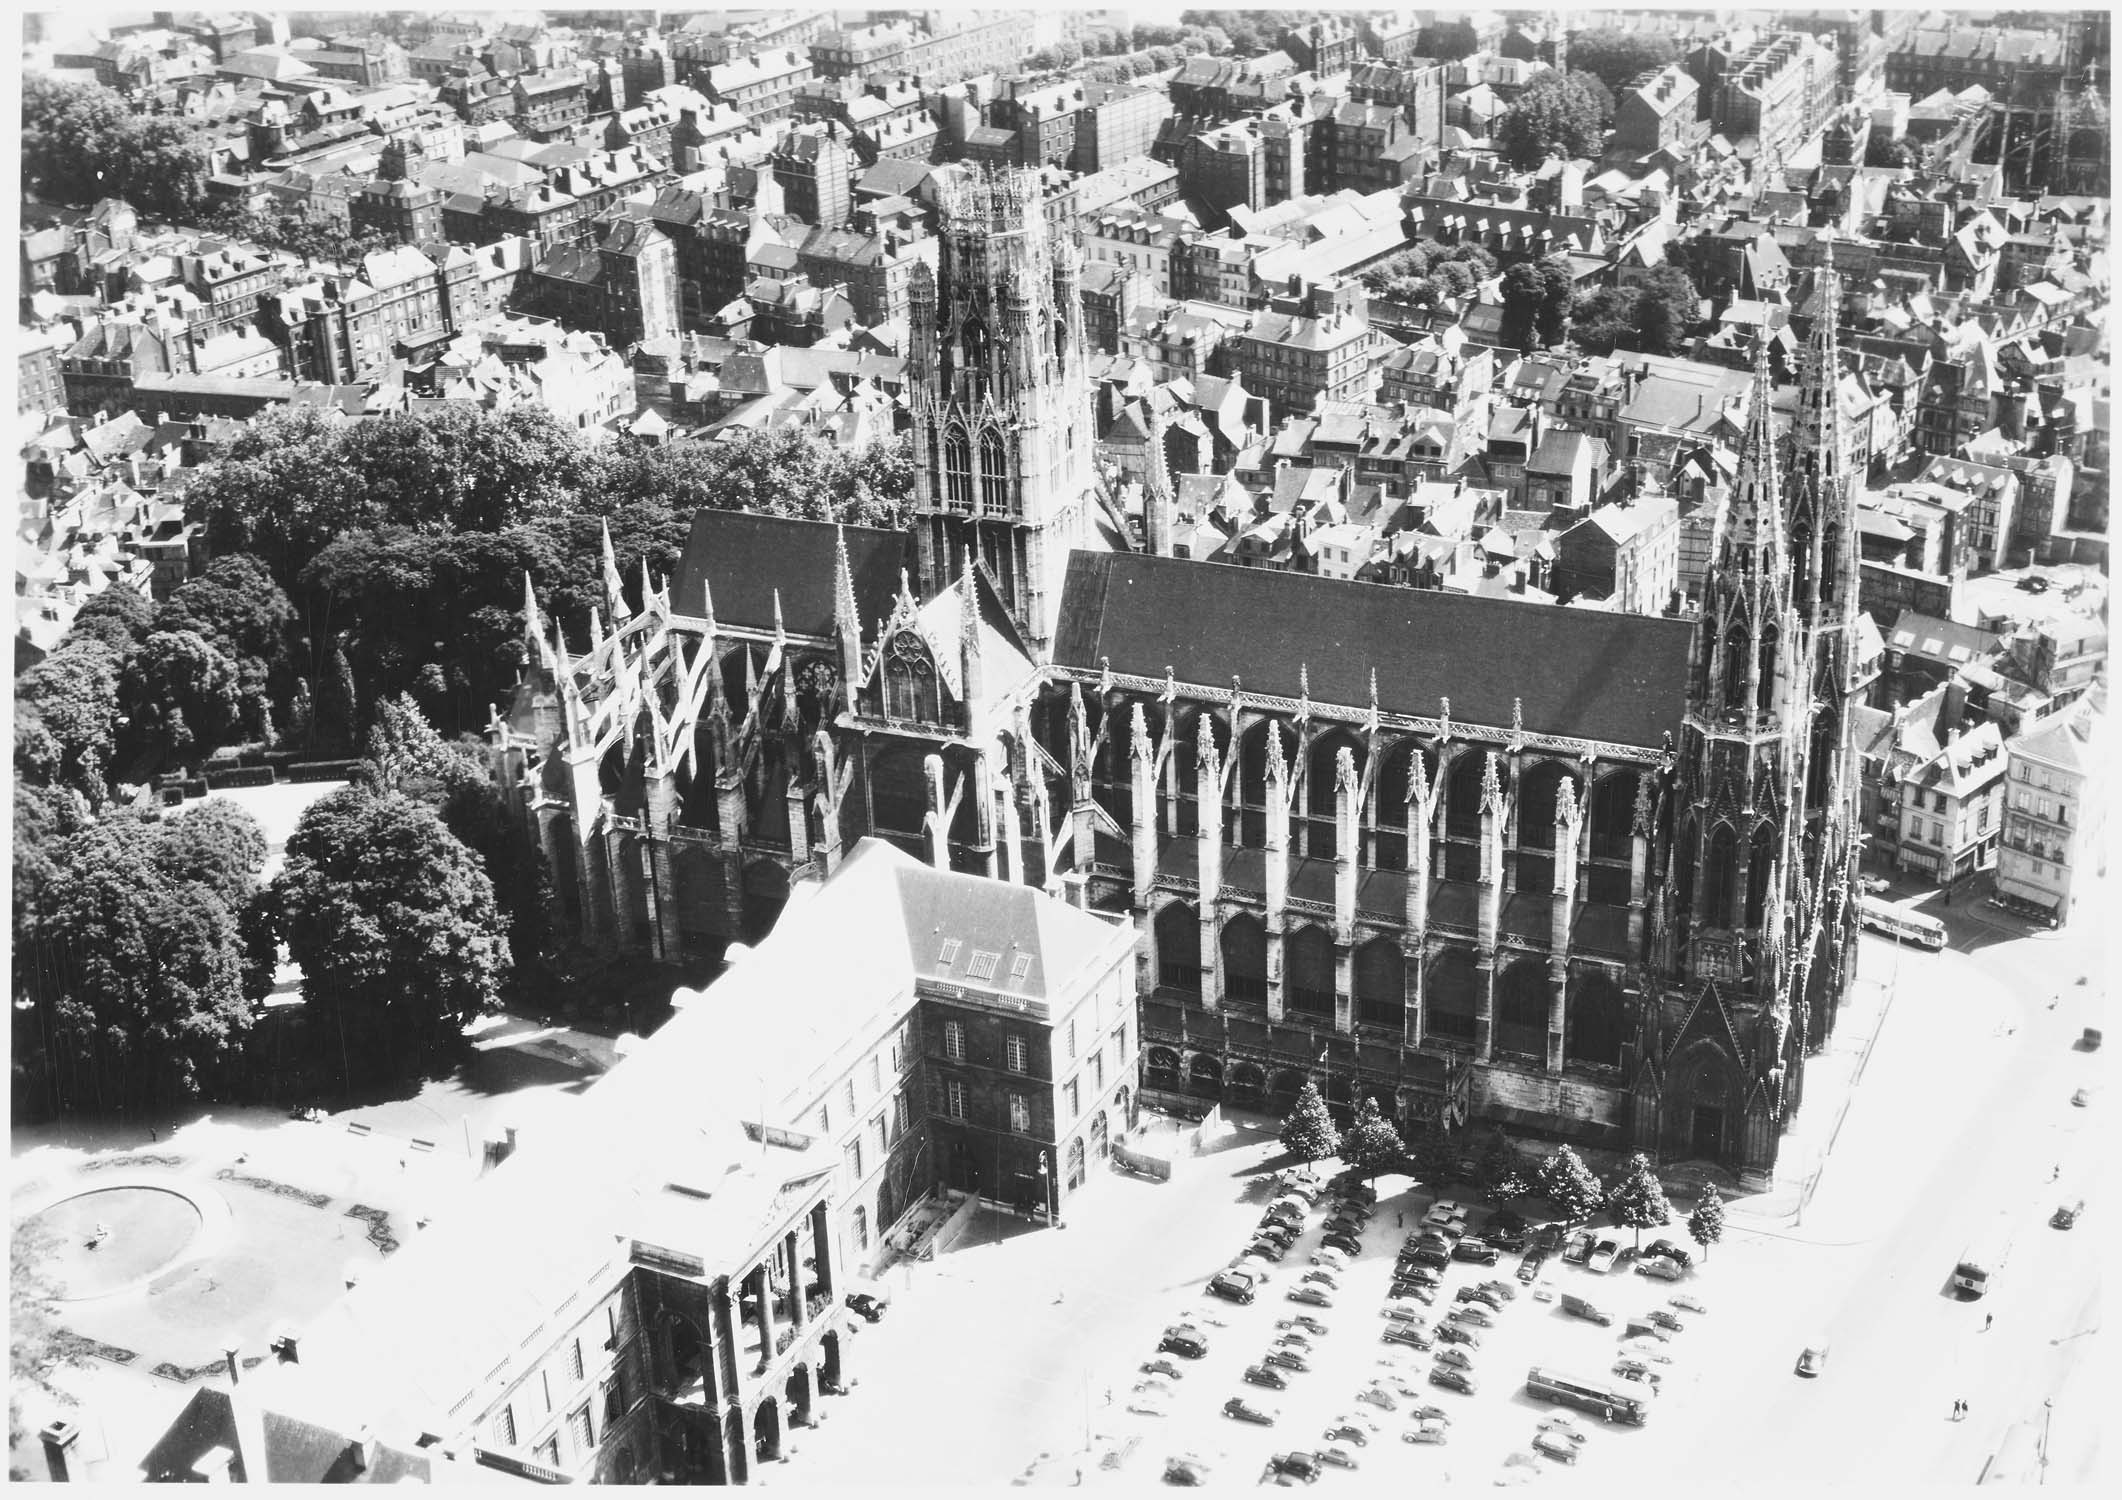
[489,168,1871,1190]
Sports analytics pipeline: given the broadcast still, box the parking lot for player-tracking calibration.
[1098,1167,1726,1486]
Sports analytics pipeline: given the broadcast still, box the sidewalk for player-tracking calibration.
[1727,969,1898,1229]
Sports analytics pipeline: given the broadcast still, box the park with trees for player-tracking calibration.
[11,406,916,1126]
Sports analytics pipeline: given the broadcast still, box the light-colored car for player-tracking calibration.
[1611,1359,1663,1388]
[1127,1390,1174,1417]
[1536,1415,1586,1444]
[1433,1345,1475,1371]
[1620,1340,1676,1365]
[1635,1257,1685,1281]
[1668,1293,1710,1316]
[1356,1385,1398,1412]
[1586,1236,1621,1274]
[1300,1268,1342,1291]
[1449,1304,1497,1329]
[1312,1247,1350,1271]
[1402,1418,1449,1445]
[1531,1429,1580,1464]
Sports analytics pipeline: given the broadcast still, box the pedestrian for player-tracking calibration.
[1984,1314,1994,1332]
[2052,1164,2061,1182]
[1951,1400,1961,1421]
[149,1127,158,1143]
[1396,1211,1404,1228]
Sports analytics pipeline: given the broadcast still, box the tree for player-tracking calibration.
[1478,1135,1531,1200]
[20,76,211,219]
[1341,1095,1405,1182]
[1632,264,1703,356]
[153,799,268,913]
[1686,1183,1726,1262]
[1536,1146,1607,1224]
[273,785,508,1088]
[15,638,124,802]
[119,630,246,763]
[65,585,155,656]
[1865,133,1917,170]
[1567,28,1683,96]
[157,554,299,741]
[1605,1152,1673,1251]
[1404,1126,1460,1187]
[1419,20,1480,61]
[1279,1080,1341,1162]
[32,818,250,1111]
[202,201,398,264]
[1495,71,1612,169]
[1500,262,1561,352]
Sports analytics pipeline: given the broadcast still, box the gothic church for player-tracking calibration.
[489,169,1871,1189]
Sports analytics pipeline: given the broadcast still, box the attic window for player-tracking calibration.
[1008,953,1034,985]
[966,950,1001,982]
[937,938,961,966]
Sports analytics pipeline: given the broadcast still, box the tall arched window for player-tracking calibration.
[1704,825,1738,928]
[852,1205,868,1250]
[883,633,940,722]
[943,427,973,513]
[1722,623,1750,712]
[1756,625,1779,713]
[979,428,1010,516]
[1745,822,1777,929]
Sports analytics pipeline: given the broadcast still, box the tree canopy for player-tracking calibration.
[1340,1095,1406,1182]
[15,637,124,803]
[1571,264,1703,355]
[1501,259,1576,350]
[21,75,214,219]
[1279,1079,1342,1163]
[1605,1152,1674,1249]
[1566,29,1684,96]
[1478,1135,1532,1200]
[11,1221,77,1475]
[1359,239,1498,308]
[273,784,507,1088]
[1686,1183,1726,1260]
[1537,1145,1607,1223]
[1495,70,1613,169]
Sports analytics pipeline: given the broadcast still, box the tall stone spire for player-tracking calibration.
[1720,339,1787,580]
[1788,233,1848,621]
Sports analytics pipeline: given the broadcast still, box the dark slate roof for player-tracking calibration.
[1052,553,1692,748]
[672,509,907,639]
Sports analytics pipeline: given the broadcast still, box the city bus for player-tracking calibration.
[1524,1367,1650,1425]
[1857,897,1947,951]
[1953,1222,2014,1298]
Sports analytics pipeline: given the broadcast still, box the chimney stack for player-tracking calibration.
[349,1426,377,1473]
[40,1420,81,1483]
[222,1337,243,1385]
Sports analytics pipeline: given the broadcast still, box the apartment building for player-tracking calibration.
[1994,690,2108,924]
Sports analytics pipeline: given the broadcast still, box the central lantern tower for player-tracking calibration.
[908,167,1096,654]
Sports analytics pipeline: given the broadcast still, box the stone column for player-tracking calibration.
[1629,776,1651,953]
[1476,753,1503,1063]
[1195,715,1223,1011]
[1130,705,1156,910]
[605,825,638,953]
[752,1265,776,1369]
[565,751,613,951]
[969,745,999,879]
[1334,747,1358,1034]
[713,1281,746,1409]
[809,1201,835,1300]
[784,762,810,868]
[1549,780,1580,1074]
[1404,759,1434,1050]
[646,770,683,960]
[922,752,949,870]
[786,1230,806,1330]
[1264,728,1289,1023]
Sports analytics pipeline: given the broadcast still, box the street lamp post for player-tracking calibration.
[1038,1150,1054,1228]
[2040,1396,2053,1484]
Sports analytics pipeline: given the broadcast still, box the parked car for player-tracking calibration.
[1537,1415,1586,1444]
[1667,1293,1710,1316]
[1403,1418,1449,1445]
[1382,1322,1433,1349]
[2052,1199,2085,1230]
[1396,1261,1443,1285]
[1517,1244,1550,1283]
[1387,1288,1437,1311]
[1162,1456,1210,1486]
[844,1292,888,1322]
[1318,1445,1359,1471]
[1562,1228,1594,1263]
[1623,1317,1674,1343]
[1278,1314,1329,1337]
[1247,1238,1291,1263]
[1333,1177,1379,1203]
[1587,1236,1621,1274]
[1451,1237,1500,1265]
[1288,1286,1335,1308]
[1312,1247,1350,1271]
[1857,873,1891,895]
[1612,1358,1663,1386]
[1560,1294,1612,1326]
[1448,1304,1497,1330]
[1355,1385,1398,1412]
[1322,1233,1364,1257]
[1141,1358,1187,1380]
[1322,1422,1370,1448]
[1644,1238,1693,1268]
[1127,1389,1174,1417]
[1620,1339,1676,1364]
[1484,1210,1529,1251]
[1645,1308,1685,1333]
[1234,1253,1276,1281]
[1795,1341,1829,1378]
[1531,1429,1581,1464]
[1224,1396,1277,1424]
[1209,1271,1258,1304]
[1299,1268,1341,1291]
[2072,1087,2094,1107]
[1404,1247,1452,1273]
[1244,1364,1290,1391]
[1388,1278,1438,1301]
[1436,1321,1482,1348]
[1429,1366,1478,1394]
[1256,1223,1299,1248]
[1263,1348,1312,1373]
[1433,1343,1476,1371]
[1274,1331,1315,1353]
[1455,1286,1505,1310]
[1635,1257,1685,1281]
[1476,1278,1518,1302]
[1159,1330,1208,1359]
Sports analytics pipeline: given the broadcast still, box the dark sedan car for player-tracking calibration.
[1322,1233,1363,1257]
[1247,1238,1292,1263]
[1450,1238,1500,1265]
[1454,1286,1505,1310]
[1429,1366,1478,1395]
[1322,1423,1370,1448]
[1516,1243,1551,1284]
[1403,1245,1451,1271]
[1160,1331,1209,1359]
[1263,1348,1312,1373]
[1244,1364,1291,1391]
[1435,1321,1482,1348]
[845,1292,887,1322]
[1224,1397,1276,1425]
[1263,1452,1321,1483]
[1382,1322,1433,1349]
